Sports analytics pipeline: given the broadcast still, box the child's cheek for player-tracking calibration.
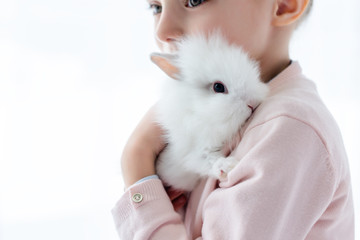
[186,7,262,56]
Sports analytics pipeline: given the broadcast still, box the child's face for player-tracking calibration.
[148,0,275,60]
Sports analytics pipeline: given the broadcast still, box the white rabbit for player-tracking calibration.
[151,31,269,191]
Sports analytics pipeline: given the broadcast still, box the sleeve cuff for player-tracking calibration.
[135,175,159,184]
[112,178,174,223]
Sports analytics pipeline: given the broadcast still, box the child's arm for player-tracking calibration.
[199,115,353,239]
[113,108,353,239]
[120,106,164,189]
[113,106,190,239]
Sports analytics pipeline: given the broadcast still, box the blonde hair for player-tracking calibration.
[296,0,313,27]
[304,0,313,18]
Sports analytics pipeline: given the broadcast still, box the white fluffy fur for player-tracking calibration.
[153,32,269,191]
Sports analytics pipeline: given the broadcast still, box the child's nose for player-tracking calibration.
[155,2,185,47]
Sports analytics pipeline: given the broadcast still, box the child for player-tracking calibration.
[112,0,355,239]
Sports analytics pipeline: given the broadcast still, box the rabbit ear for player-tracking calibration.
[150,53,180,80]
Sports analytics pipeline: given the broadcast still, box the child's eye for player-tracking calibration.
[148,3,162,15]
[185,0,207,8]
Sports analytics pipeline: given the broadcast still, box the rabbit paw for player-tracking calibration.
[211,156,238,181]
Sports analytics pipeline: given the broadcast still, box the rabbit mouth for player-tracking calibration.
[247,105,254,113]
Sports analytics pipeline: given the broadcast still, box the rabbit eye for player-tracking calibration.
[213,82,228,94]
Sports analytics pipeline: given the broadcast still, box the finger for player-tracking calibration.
[172,194,187,212]
[169,190,185,201]
[165,187,185,201]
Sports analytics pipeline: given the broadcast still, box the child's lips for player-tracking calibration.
[161,42,179,53]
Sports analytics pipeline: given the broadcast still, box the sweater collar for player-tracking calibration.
[267,60,303,90]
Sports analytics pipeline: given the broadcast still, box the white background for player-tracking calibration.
[0,0,359,239]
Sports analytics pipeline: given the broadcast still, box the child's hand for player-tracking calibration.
[121,105,166,189]
[165,187,187,212]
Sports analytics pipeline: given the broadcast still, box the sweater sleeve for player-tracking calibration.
[111,116,339,240]
[111,178,189,240]
[201,115,338,239]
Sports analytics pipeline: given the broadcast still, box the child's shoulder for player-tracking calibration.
[243,61,347,175]
[251,62,337,139]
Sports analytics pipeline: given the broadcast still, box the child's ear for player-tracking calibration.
[150,53,180,80]
[272,0,310,26]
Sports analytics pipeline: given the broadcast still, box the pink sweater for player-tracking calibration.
[112,62,354,239]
